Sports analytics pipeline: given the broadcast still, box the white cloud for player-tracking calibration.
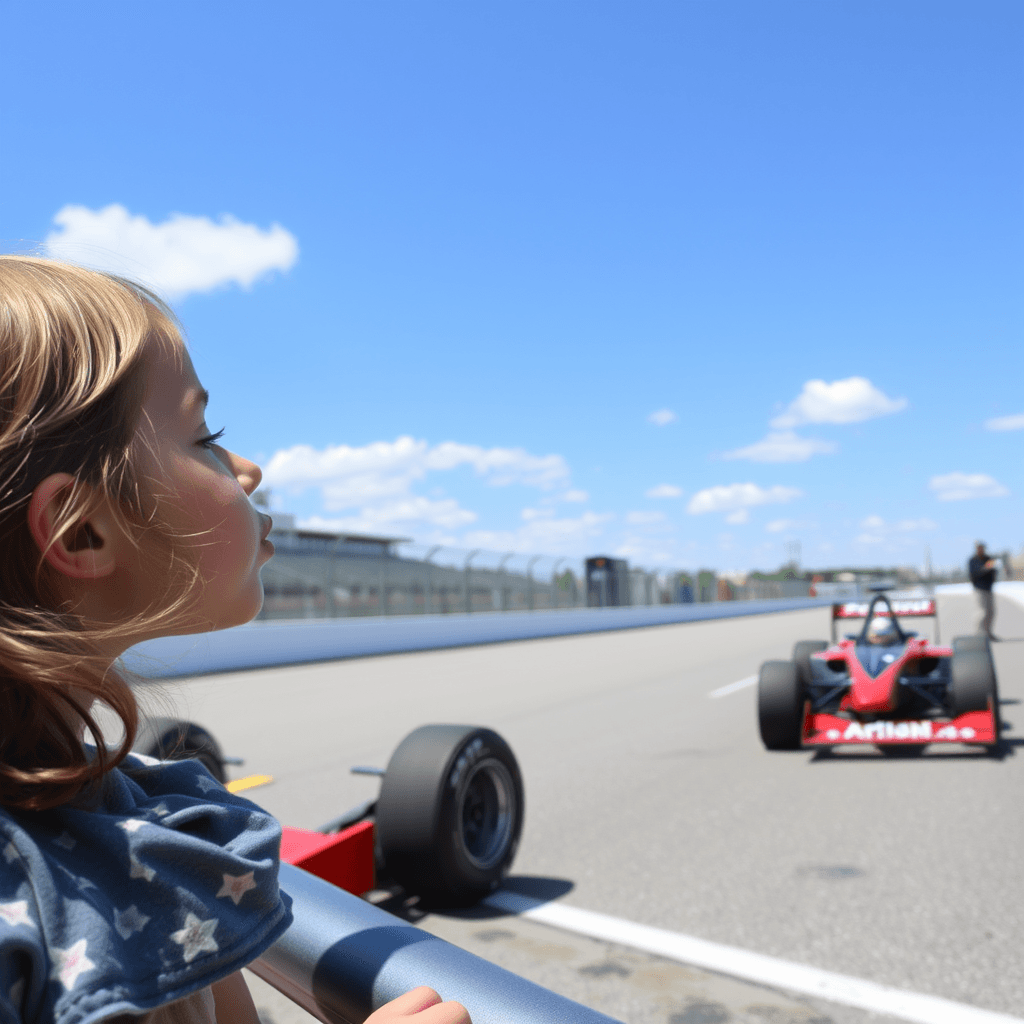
[722,430,837,463]
[766,518,803,533]
[895,518,938,531]
[264,436,570,511]
[855,515,937,546]
[267,436,577,547]
[647,409,677,426]
[771,377,907,429]
[984,413,1024,432]
[725,509,750,525]
[646,484,683,499]
[462,510,612,555]
[299,496,477,535]
[44,204,299,301]
[626,510,666,525]
[687,483,802,516]
[928,472,1009,502]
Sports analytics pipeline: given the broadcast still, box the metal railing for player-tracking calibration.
[252,863,621,1024]
[256,535,817,622]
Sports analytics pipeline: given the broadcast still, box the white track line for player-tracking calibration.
[483,892,1022,1024]
[708,674,757,698]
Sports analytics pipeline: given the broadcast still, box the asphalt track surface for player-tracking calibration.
[137,593,1024,1024]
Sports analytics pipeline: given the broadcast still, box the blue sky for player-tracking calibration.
[4,1,1022,573]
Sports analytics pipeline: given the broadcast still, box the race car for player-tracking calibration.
[758,591,1001,755]
[134,720,524,906]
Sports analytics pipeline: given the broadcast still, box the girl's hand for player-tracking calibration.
[365,986,470,1024]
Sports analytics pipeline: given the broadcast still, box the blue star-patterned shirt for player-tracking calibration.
[0,755,291,1024]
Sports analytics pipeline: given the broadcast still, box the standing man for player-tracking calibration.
[968,541,1000,640]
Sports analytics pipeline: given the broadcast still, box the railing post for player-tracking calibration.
[526,555,541,610]
[463,549,480,614]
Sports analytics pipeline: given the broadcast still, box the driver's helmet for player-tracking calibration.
[866,616,899,646]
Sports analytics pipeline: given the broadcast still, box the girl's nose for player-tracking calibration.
[229,451,263,495]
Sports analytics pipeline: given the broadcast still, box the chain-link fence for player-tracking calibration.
[257,521,1024,622]
[255,525,819,621]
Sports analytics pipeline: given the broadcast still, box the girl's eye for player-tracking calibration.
[197,428,226,450]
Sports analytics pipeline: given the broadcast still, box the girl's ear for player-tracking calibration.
[28,473,121,580]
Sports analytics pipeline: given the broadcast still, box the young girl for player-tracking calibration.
[0,257,469,1024]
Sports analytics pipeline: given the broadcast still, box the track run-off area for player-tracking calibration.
[138,592,1024,1024]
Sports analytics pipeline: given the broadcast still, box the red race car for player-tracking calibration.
[134,721,525,905]
[758,591,1001,755]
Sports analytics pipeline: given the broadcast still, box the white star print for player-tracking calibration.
[54,832,76,850]
[114,905,150,940]
[194,776,221,794]
[216,872,257,906]
[129,855,155,882]
[152,803,170,817]
[2,843,18,864]
[118,819,149,834]
[170,913,219,963]
[0,901,34,928]
[50,939,95,990]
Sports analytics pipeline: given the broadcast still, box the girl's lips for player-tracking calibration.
[259,514,273,541]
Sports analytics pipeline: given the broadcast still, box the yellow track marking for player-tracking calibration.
[226,774,274,794]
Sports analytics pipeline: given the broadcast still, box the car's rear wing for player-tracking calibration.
[831,598,938,642]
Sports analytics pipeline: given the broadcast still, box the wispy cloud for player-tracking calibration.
[765,518,813,533]
[45,204,299,300]
[266,436,574,541]
[723,430,837,463]
[984,413,1024,432]
[645,484,683,499]
[928,472,1009,502]
[771,377,907,430]
[687,483,801,516]
[626,510,666,525]
[462,509,613,555]
[265,437,570,509]
[855,515,938,544]
[647,409,677,426]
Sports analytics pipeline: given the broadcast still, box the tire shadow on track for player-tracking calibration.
[369,875,575,923]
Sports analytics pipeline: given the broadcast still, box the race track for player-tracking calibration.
[141,593,1024,1024]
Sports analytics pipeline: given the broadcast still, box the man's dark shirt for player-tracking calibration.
[969,554,997,591]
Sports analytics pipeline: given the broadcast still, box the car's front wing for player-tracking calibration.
[802,708,998,747]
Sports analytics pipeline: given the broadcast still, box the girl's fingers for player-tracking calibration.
[364,987,471,1024]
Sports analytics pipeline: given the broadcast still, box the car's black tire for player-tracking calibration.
[952,635,990,655]
[949,650,997,716]
[133,717,227,783]
[792,640,828,687]
[758,661,805,751]
[376,725,524,906]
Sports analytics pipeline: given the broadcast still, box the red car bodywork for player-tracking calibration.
[280,821,375,895]
[800,599,999,749]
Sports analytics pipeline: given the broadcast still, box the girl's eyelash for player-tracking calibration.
[197,428,226,449]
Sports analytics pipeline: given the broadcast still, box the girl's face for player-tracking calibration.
[135,339,274,633]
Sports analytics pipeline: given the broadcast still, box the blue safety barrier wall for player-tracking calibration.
[123,597,832,679]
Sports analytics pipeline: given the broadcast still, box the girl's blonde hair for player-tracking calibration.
[0,256,185,810]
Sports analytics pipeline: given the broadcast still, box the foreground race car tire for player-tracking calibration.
[133,717,227,783]
[758,661,805,751]
[952,635,991,655]
[949,650,998,717]
[792,640,828,688]
[376,724,524,906]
